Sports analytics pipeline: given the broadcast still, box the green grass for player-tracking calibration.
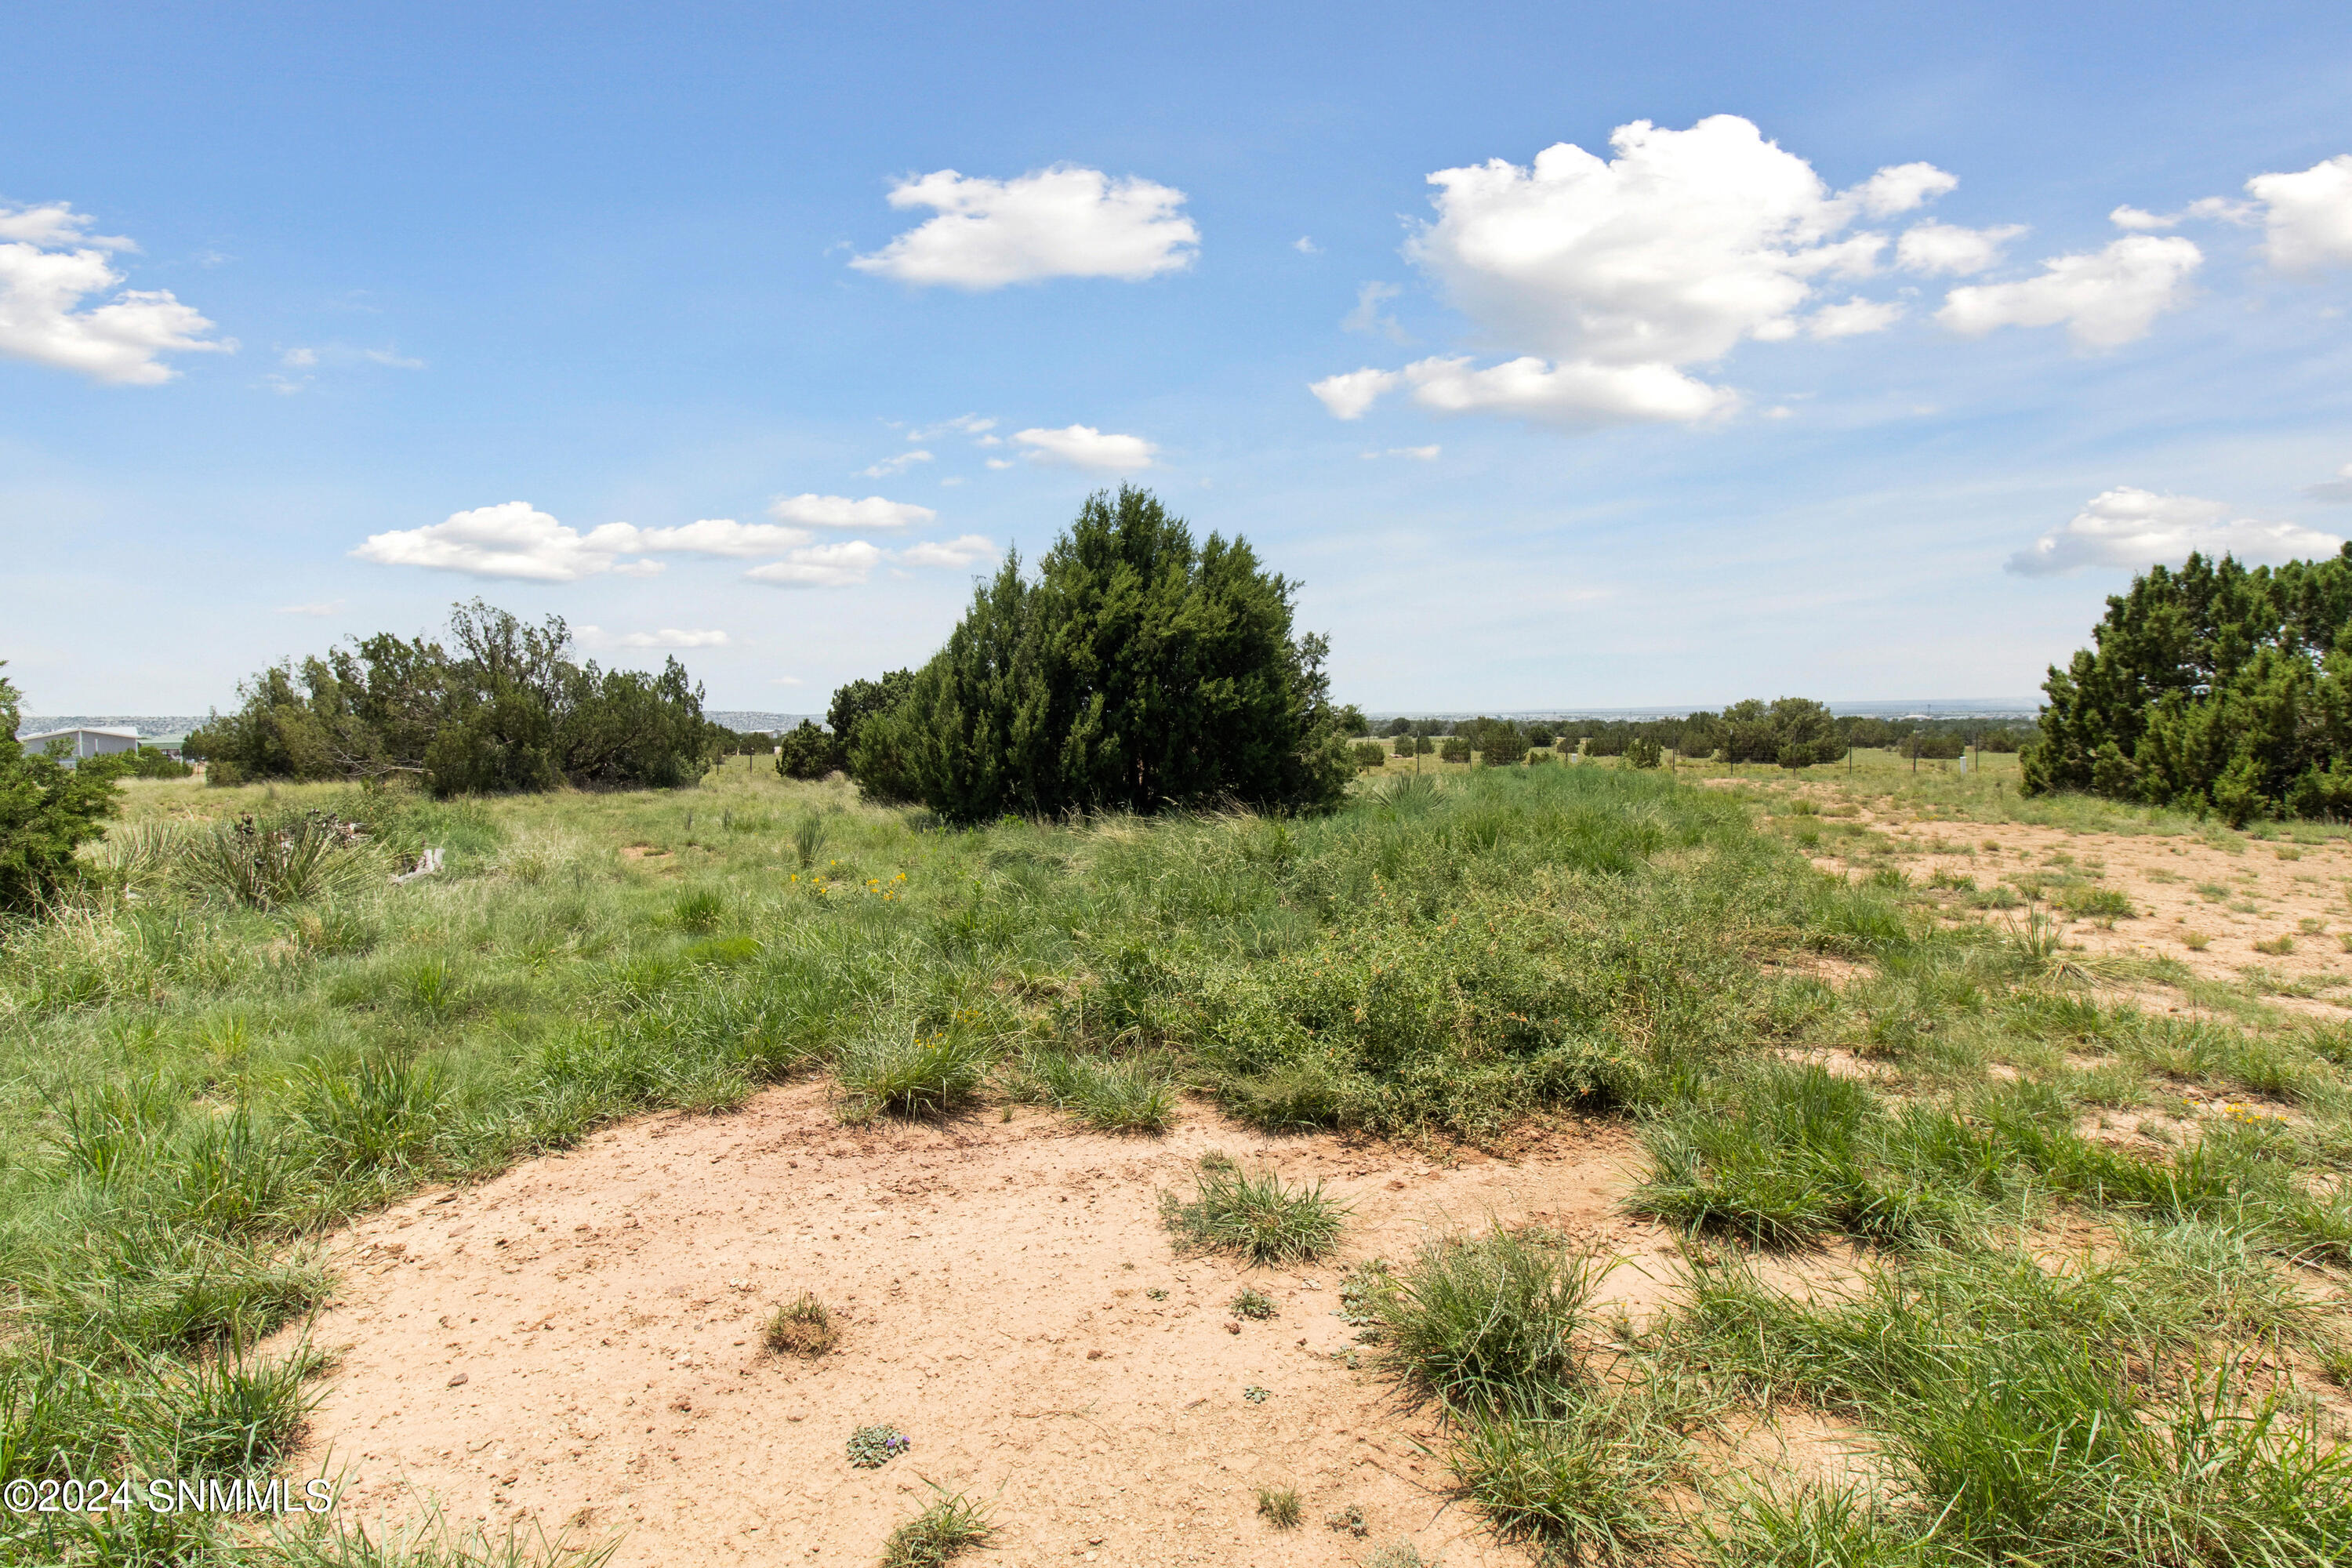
[834,1025,996,1121]
[880,1486,994,1567]
[1664,1247,2352,1566]
[5,756,2350,1565]
[1017,1047,1178,1132]
[762,1293,838,1356]
[1254,1486,1302,1528]
[1161,1155,1348,1265]
[1373,1226,1599,1412]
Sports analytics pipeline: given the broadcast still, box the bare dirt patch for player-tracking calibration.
[280,1087,1676,1566]
[1838,813,2352,1011]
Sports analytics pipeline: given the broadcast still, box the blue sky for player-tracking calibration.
[5,1,2350,716]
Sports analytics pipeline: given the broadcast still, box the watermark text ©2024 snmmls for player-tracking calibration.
[5,1475,339,1516]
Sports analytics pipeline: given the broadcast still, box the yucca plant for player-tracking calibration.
[182,812,382,909]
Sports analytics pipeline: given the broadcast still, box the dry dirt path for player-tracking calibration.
[280,1087,1679,1567]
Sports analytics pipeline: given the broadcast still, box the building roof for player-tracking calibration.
[16,727,142,742]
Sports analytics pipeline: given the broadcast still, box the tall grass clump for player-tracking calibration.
[182,811,384,909]
[1370,1225,1693,1562]
[833,1024,995,1121]
[1669,1245,2352,1566]
[1374,1226,1601,1412]
[1631,1064,1988,1248]
[880,1486,995,1567]
[1161,1154,1346,1264]
[1020,1048,1178,1133]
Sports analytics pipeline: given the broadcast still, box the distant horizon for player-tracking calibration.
[16,695,2045,742]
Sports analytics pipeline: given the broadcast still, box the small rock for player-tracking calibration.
[447,1372,469,1387]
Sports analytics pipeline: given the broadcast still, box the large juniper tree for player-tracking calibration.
[2022,546,2352,822]
[854,487,1354,821]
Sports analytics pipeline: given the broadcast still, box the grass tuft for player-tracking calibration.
[672,887,725,933]
[1161,1156,1347,1265]
[1255,1486,1303,1529]
[834,1027,995,1122]
[763,1294,838,1356]
[1374,1226,1599,1413]
[1022,1049,1178,1133]
[880,1486,994,1567]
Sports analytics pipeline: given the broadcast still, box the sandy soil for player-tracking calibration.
[1820,806,2352,1007]
[278,1087,1693,1567]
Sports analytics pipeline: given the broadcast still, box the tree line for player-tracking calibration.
[1355,704,2026,766]
[183,601,718,794]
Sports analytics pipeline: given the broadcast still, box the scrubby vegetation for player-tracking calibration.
[2025,544,2352,822]
[183,601,717,795]
[5,697,2352,1563]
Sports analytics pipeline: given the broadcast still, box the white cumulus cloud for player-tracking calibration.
[1896,220,2027,275]
[620,518,815,556]
[1308,368,1400,420]
[849,165,1198,288]
[0,202,229,384]
[578,626,731,650]
[1938,235,2201,349]
[1319,116,1942,428]
[1852,162,1959,216]
[353,503,658,583]
[1807,297,1905,338]
[768,493,938,529]
[858,449,933,477]
[900,534,999,568]
[1395,356,1733,423]
[2306,463,2352,504]
[2006,486,2343,575]
[2246,154,2352,273]
[744,540,885,589]
[0,202,134,250]
[1013,424,1156,471]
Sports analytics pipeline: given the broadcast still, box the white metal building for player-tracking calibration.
[16,726,142,762]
